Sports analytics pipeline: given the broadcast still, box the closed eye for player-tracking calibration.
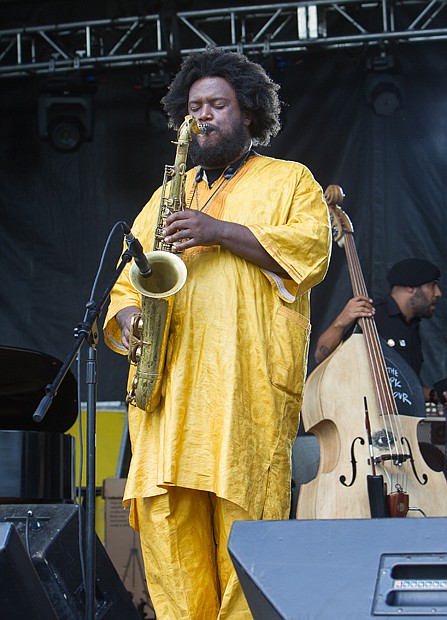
[188,99,230,111]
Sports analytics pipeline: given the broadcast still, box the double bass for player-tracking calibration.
[297,185,447,519]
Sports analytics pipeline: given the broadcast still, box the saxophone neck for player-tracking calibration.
[153,115,199,252]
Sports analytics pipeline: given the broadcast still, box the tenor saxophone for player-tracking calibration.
[126,115,207,412]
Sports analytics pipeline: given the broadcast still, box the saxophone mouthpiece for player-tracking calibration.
[196,122,208,135]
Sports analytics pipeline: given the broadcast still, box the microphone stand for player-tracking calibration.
[33,248,134,620]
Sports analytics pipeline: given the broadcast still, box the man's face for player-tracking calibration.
[410,280,442,318]
[187,76,252,169]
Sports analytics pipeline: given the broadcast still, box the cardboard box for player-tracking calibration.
[103,478,155,618]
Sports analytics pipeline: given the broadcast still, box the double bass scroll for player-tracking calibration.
[296,185,447,520]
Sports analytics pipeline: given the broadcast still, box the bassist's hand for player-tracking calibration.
[334,295,375,330]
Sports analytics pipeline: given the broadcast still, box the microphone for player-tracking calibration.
[122,223,152,278]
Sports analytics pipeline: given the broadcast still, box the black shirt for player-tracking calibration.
[373,295,423,376]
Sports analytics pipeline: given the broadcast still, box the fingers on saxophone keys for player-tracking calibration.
[162,227,177,243]
[164,228,187,245]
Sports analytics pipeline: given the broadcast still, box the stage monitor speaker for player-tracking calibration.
[0,522,58,619]
[228,518,447,620]
[0,504,140,619]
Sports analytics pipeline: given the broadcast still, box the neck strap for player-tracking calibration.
[194,147,256,185]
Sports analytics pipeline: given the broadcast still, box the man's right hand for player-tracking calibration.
[315,295,375,364]
[116,305,141,349]
[334,295,375,330]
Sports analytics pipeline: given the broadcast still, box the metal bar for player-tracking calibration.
[251,8,283,42]
[86,25,91,57]
[16,32,21,64]
[0,38,15,63]
[231,11,236,44]
[0,14,160,37]
[156,17,162,51]
[408,0,447,29]
[409,0,439,29]
[0,2,446,78]
[108,20,140,55]
[178,16,217,46]
[269,13,293,40]
[176,0,364,19]
[421,2,447,29]
[38,30,70,59]
[381,0,389,33]
[331,3,368,34]
[389,0,395,33]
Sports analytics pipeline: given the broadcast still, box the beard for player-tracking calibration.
[189,115,250,168]
[410,288,434,318]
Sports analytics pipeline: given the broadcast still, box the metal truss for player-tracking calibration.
[1,1,447,79]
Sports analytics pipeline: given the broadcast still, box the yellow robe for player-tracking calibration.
[104,153,331,520]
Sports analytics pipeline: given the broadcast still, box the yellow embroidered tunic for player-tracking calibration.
[104,154,331,520]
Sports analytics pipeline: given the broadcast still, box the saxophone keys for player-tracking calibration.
[128,343,141,364]
[125,375,139,405]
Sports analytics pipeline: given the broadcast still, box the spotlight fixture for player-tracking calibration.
[38,77,96,152]
[365,51,405,117]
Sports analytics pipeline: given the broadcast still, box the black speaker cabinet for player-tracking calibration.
[228,518,447,620]
[0,504,140,619]
[0,521,58,619]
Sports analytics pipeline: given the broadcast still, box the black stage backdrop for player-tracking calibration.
[0,41,446,402]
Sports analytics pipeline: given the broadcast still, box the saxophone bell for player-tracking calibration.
[129,250,187,299]
[127,251,187,412]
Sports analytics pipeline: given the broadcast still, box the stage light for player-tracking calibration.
[365,74,404,116]
[38,89,94,153]
[365,51,405,116]
[38,94,93,152]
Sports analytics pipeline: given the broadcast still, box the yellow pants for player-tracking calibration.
[133,488,254,620]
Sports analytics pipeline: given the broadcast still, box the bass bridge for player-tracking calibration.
[373,452,410,466]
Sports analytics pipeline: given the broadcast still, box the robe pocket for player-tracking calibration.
[268,306,310,397]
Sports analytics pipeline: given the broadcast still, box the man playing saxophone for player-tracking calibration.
[104,47,331,620]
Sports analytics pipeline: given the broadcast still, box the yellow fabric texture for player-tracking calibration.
[134,490,253,620]
[104,153,331,520]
